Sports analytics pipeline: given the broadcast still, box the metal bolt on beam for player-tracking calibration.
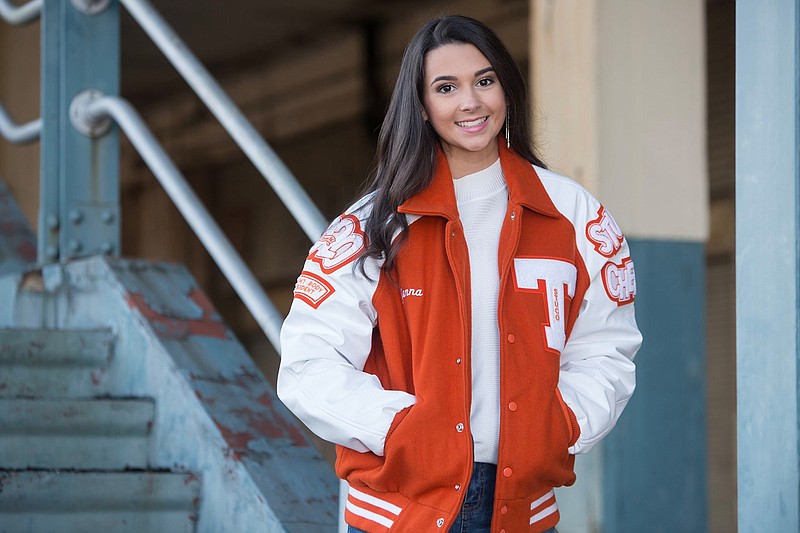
[69,210,83,224]
[46,246,58,260]
[68,240,82,253]
[69,0,110,16]
[101,211,115,224]
[70,90,112,138]
[46,215,59,230]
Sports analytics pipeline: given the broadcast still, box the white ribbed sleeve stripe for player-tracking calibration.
[530,502,558,525]
[346,500,395,528]
[348,487,402,515]
[530,489,555,510]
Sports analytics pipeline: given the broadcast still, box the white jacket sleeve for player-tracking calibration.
[277,212,416,456]
[558,232,641,454]
[538,168,642,455]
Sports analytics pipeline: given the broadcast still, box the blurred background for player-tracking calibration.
[0,0,733,531]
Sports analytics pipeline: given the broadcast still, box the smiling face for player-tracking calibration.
[422,43,507,178]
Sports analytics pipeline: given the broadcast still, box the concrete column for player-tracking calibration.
[531,1,708,531]
[736,1,799,531]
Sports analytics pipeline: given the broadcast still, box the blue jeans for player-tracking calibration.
[449,462,496,532]
[346,462,557,532]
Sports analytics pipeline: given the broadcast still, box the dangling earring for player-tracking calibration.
[505,108,510,148]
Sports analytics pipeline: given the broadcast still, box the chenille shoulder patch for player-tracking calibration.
[307,214,366,274]
[586,206,624,258]
[602,257,636,306]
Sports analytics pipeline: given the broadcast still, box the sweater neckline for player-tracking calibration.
[452,158,506,204]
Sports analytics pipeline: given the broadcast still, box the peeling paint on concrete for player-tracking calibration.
[0,256,339,530]
[125,291,227,340]
[228,406,307,448]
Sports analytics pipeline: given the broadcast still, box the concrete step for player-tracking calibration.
[0,469,200,533]
[0,328,114,397]
[0,398,154,469]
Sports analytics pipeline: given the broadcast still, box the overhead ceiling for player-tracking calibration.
[120,0,431,103]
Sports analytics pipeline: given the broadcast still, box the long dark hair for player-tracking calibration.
[357,15,547,275]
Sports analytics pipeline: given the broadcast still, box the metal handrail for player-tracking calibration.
[0,101,41,144]
[119,0,328,243]
[74,93,285,349]
[0,0,41,25]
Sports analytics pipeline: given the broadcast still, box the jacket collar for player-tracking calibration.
[398,137,561,220]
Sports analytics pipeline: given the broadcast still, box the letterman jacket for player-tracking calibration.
[278,139,641,533]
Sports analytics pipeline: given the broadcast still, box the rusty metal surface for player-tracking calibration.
[0,179,36,275]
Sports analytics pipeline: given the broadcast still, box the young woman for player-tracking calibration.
[278,15,641,533]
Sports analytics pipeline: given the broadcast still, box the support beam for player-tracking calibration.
[532,1,708,531]
[39,0,120,263]
[736,1,799,531]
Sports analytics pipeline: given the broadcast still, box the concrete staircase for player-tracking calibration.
[0,327,200,532]
[0,180,338,531]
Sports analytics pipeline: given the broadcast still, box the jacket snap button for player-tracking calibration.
[454,484,461,491]
[437,517,445,528]
[510,211,516,220]
[451,231,456,237]
[456,358,462,364]
[456,423,464,432]
[508,402,518,412]
[503,467,513,477]
[507,333,515,343]
[500,505,508,514]
[500,529,506,533]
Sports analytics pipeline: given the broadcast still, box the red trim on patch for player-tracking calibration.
[307,214,366,274]
[601,256,636,306]
[510,256,576,355]
[293,271,335,309]
[586,206,624,258]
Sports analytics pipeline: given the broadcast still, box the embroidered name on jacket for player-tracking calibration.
[308,214,366,273]
[400,288,423,301]
[512,257,577,353]
[586,206,624,258]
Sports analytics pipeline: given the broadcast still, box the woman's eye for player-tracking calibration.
[436,84,456,94]
[477,77,495,87]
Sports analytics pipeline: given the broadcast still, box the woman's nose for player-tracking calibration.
[459,89,481,112]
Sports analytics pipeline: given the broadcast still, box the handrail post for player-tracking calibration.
[39,0,120,264]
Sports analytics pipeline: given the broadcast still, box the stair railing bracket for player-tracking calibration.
[70,89,112,138]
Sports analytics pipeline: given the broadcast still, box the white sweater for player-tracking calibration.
[452,158,507,464]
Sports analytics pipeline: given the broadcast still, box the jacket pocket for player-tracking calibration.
[385,405,412,447]
[555,387,580,447]
[335,405,415,494]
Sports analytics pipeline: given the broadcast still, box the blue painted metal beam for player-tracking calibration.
[736,1,799,531]
[39,0,120,264]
